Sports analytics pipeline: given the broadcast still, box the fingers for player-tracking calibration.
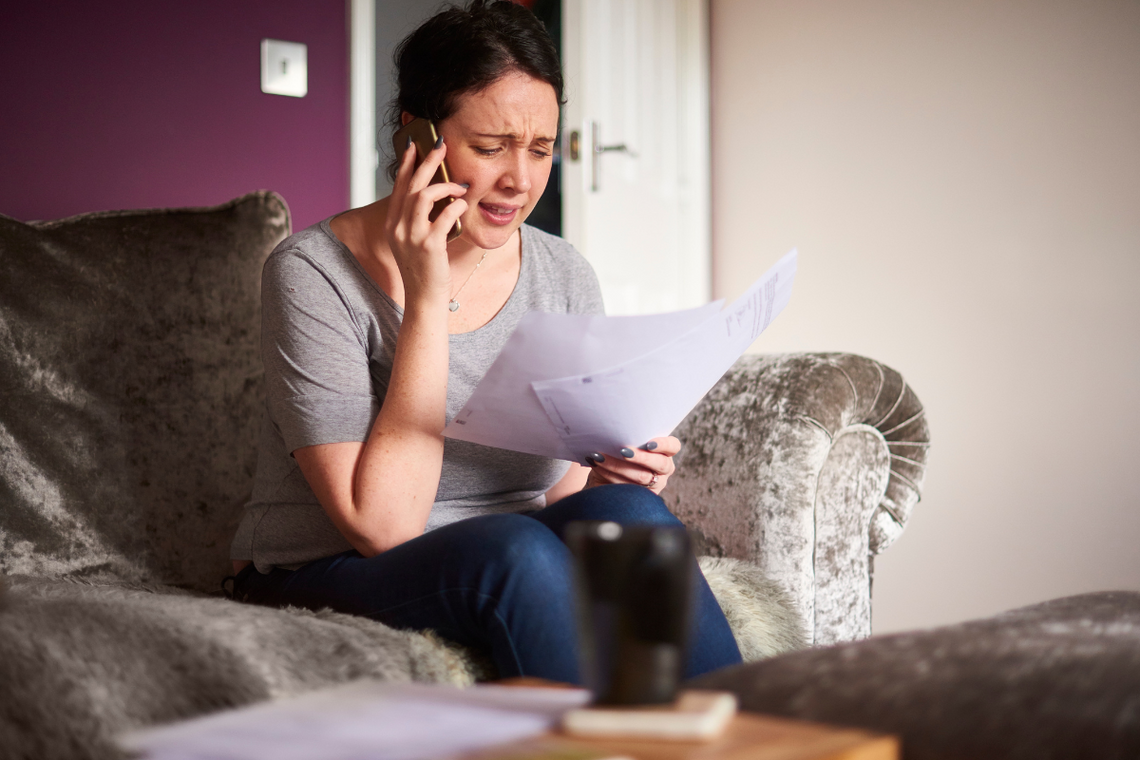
[412,181,469,219]
[584,437,679,490]
[588,459,669,488]
[586,466,646,490]
[404,188,466,249]
[434,194,468,231]
[392,133,445,196]
[391,136,455,215]
[389,137,419,217]
[602,436,679,475]
[388,138,468,248]
[640,436,681,457]
[407,137,449,194]
[614,451,672,480]
[584,460,668,494]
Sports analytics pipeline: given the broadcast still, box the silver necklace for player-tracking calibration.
[449,250,490,312]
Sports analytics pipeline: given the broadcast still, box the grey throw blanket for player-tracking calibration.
[0,576,477,760]
[0,557,804,760]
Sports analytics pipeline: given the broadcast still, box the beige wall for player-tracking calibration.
[710,0,1140,632]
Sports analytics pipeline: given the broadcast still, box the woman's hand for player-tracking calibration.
[384,137,469,308]
[584,437,680,496]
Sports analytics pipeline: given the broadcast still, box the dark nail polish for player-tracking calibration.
[584,459,594,467]
[434,134,443,149]
[621,448,634,458]
[643,441,658,451]
[459,183,470,189]
[588,452,605,463]
[406,135,412,150]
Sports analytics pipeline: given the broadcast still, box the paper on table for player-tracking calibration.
[444,249,796,463]
[119,681,591,760]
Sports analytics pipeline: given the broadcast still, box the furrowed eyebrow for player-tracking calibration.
[474,132,556,144]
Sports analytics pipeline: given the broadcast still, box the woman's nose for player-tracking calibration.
[498,150,531,193]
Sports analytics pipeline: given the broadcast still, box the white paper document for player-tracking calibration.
[444,249,797,463]
[119,681,591,760]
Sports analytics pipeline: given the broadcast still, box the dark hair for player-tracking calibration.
[384,0,564,181]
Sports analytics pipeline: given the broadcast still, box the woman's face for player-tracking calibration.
[435,70,560,252]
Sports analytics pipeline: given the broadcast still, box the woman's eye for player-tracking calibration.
[474,147,500,156]
[531,150,552,159]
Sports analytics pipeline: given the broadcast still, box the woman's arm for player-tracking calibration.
[545,462,590,505]
[294,297,449,555]
[295,142,468,556]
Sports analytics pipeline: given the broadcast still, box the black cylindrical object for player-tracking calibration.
[566,521,694,705]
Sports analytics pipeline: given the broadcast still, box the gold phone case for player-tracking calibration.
[392,119,463,241]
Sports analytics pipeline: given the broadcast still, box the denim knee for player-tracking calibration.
[458,513,572,579]
[583,484,684,528]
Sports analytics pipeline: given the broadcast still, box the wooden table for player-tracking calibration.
[467,711,897,760]
[551,712,896,760]
[486,680,896,760]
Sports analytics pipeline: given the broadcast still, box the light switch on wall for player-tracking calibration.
[261,39,307,97]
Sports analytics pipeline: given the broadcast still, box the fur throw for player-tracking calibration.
[698,556,808,659]
[0,561,803,760]
[0,577,476,760]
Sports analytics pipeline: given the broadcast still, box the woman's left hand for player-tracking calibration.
[584,437,680,496]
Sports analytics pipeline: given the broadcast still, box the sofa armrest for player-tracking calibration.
[664,353,929,645]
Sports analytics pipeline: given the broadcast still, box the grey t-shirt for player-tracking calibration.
[229,220,604,571]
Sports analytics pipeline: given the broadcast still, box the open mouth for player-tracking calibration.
[479,202,520,225]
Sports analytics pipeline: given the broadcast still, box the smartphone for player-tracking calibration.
[392,118,463,242]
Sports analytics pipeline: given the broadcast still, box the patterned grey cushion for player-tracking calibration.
[0,193,290,592]
[692,592,1140,760]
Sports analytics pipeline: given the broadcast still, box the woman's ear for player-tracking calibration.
[400,112,415,127]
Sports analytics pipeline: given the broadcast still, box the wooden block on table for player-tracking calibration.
[562,691,739,741]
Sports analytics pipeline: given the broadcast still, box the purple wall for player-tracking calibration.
[0,1,348,231]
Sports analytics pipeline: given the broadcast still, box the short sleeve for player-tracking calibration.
[529,226,605,317]
[570,257,605,317]
[261,250,379,453]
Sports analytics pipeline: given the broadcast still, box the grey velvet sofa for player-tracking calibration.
[0,192,928,759]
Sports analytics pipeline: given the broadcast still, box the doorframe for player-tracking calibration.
[561,0,712,310]
[349,0,377,209]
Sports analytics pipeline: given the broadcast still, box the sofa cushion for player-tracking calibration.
[0,192,289,592]
[691,591,1140,759]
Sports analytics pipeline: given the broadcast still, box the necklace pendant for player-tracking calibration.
[448,300,460,312]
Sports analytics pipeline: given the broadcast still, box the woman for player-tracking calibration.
[229,0,741,684]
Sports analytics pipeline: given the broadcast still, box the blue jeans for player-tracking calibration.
[234,484,742,684]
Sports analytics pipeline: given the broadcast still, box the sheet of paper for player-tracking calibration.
[444,249,796,463]
[446,300,724,461]
[119,682,591,760]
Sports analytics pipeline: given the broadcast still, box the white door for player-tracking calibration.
[561,0,710,315]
